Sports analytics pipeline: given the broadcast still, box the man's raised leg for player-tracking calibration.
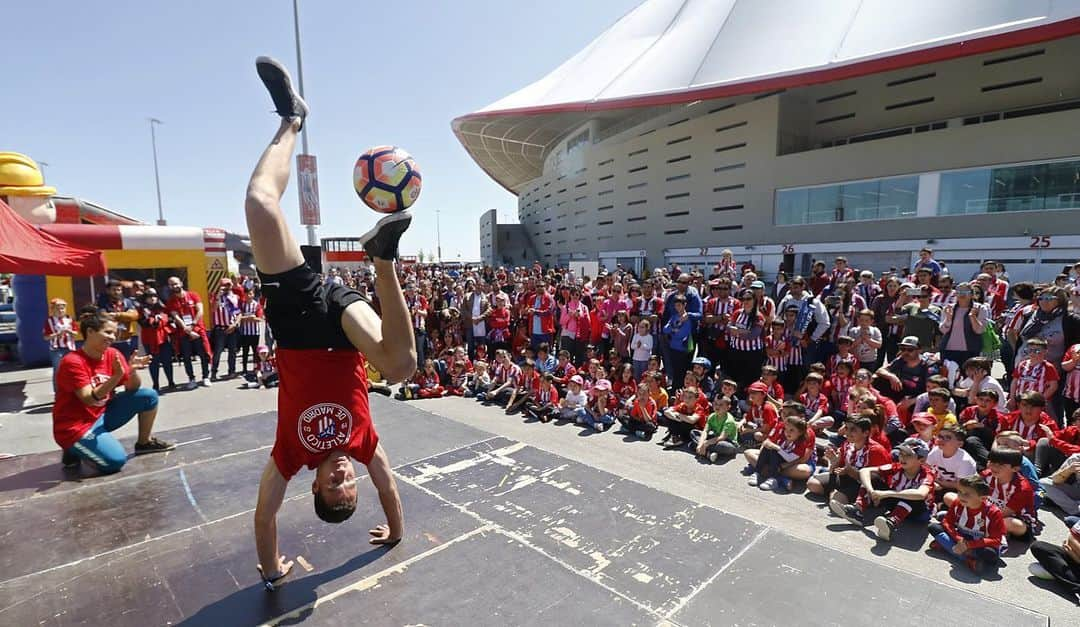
[245,56,308,275]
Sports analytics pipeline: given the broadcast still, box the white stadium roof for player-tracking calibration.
[453,0,1080,192]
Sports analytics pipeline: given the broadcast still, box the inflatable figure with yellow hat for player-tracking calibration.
[0,151,56,224]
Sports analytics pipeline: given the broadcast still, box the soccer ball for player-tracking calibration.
[353,146,422,213]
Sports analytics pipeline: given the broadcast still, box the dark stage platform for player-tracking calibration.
[0,398,1049,626]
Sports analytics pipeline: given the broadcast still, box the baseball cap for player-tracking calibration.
[750,280,765,289]
[910,413,935,428]
[569,375,584,385]
[593,379,612,391]
[899,335,920,348]
[898,437,930,459]
[748,381,769,394]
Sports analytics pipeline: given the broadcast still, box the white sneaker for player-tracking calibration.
[594,423,604,432]
[1028,562,1055,581]
[200,379,212,388]
[747,475,760,487]
[828,499,848,519]
[708,452,719,464]
[758,478,777,491]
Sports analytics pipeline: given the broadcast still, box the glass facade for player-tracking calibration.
[776,176,918,225]
[938,158,1080,215]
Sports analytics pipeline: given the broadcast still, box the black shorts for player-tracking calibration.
[258,264,366,350]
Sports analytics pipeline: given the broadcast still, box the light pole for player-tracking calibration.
[292,0,318,246]
[436,208,442,263]
[148,118,166,225]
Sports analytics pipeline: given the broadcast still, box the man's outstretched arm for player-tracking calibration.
[366,444,404,544]
[254,458,292,577]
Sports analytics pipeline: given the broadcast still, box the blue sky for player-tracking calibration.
[4,0,641,261]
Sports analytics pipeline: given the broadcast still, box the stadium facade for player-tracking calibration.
[456,0,1080,282]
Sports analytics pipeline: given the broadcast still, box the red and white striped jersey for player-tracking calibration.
[931,289,956,308]
[1011,358,1059,396]
[43,316,76,351]
[798,391,830,418]
[830,374,854,411]
[982,469,1035,520]
[765,335,790,371]
[239,299,263,336]
[827,352,859,377]
[783,327,803,366]
[493,361,521,385]
[727,310,764,352]
[1002,303,1034,336]
[1063,344,1080,402]
[884,462,936,508]
[211,293,240,327]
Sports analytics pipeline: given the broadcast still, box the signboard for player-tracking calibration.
[296,154,321,226]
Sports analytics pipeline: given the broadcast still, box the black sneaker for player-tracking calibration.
[359,211,412,261]
[255,56,309,129]
[831,502,864,525]
[61,448,81,469]
[134,437,176,455]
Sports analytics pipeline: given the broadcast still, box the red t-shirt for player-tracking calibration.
[745,402,779,434]
[166,291,205,330]
[981,469,1036,519]
[271,348,378,480]
[838,439,891,471]
[882,462,936,508]
[53,347,131,449]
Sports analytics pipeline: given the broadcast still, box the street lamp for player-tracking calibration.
[436,208,442,263]
[148,117,166,225]
[292,0,318,246]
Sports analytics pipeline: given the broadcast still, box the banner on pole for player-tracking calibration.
[297,154,321,226]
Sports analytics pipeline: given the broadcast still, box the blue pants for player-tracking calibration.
[632,359,649,382]
[68,388,159,474]
[560,407,587,422]
[582,410,613,429]
[928,522,1001,567]
[49,348,70,393]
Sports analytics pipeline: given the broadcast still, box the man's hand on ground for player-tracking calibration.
[369,523,401,546]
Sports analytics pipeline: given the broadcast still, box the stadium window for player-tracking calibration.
[712,225,743,231]
[776,175,917,225]
[713,204,743,212]
[714,184,744,192]
[627,200,646,206]
[714,162,746,173]
[665,210,690,217]
[938,158,1080,215]
[598,174,614,181]
[597,205,613,211]
[667,155,692,164]
[597,220,613,226]
[815,113,855,125]
[628,182,648,190]
[665,192,690,200]
[666,173,691,182]
[628,165,648,173]
[598,189,614,196]
[663,229,688,235]
[714,142,747,152]
[627,232,646,238]
[666,136,692,146]
[816,91,856,104]
[628,148,648,157]
[598,158,614,166]
[627,216,646,222]
[886,72,936,87]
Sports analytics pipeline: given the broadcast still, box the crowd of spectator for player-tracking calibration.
[384,249,1080,598]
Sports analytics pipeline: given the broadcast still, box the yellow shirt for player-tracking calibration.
[650,388,669,409]
[928,408,957,435]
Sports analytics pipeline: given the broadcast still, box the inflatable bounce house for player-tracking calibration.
[0,151,229,366]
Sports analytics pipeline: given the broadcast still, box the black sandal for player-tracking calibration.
[257,561,294,591]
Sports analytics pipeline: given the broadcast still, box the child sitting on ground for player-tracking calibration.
[928,474,1006,574]
[923,387,958,435]
[661,387,706,447]
[1010,338,1059,410]
[835,438,934,542]
[808,414,891,507]
[482,350,520,406]
[468,360,491,397]
[960,389,1003,467]
[582,378,617,431]
[446,359,470,396]
[914,375,956,416]
[618,381,659,440]
[943,447,1040,544]
[506,359,539,414]
[244,345,279,389]
[718,379,744,420]
[829,361,855,425]
[525,373,560,423]
[692,395,739,463]
[799,373,833,431]
[927,423,978,500]
[738,381,779,450]
[1002,391,1060,459]
[405,359,445,399]
[559,375,588,423]
[827,335,859,378]
[552,349,578,396]
[745,408,816,493]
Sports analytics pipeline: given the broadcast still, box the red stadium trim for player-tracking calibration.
[454,17,1080,121]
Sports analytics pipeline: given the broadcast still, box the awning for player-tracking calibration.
[0,198,106,276]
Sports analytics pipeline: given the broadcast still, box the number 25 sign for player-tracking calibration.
[1029,236,1051,248]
